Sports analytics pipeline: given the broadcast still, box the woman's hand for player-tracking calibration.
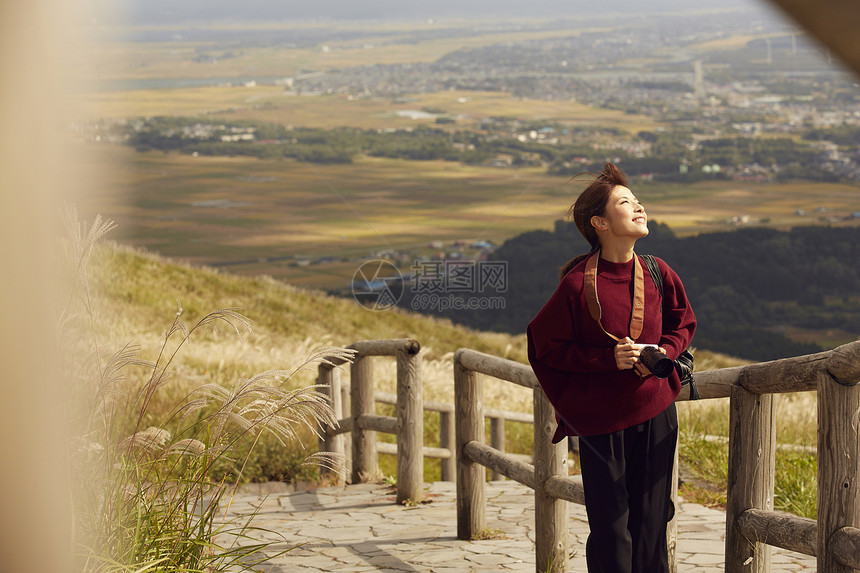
[614,337,642,370]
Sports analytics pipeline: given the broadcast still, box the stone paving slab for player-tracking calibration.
[223,481,817,572]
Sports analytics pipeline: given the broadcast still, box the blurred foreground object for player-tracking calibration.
[0,3,78,573]
[767,0,860,77]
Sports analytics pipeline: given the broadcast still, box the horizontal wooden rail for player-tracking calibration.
[321,338,421,368]
[688,340,860,400]
[737,509,817,557]
[359,389,532,468]
[375,390,453,413]
[735,511,860,569]
[831,526,860,569]
[485,407,534,424]
[697,433,817,454]
[376,442,452,459]
[361,414,398,435]
[544,475,586,506]
[422,446,452,459]
[375,390,534,423]
[463,441,535,488]
[456,348,537,389]
[325,414,399,436]
[330,417,351,435]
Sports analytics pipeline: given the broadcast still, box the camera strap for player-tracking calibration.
[584,251,649,377]
[584,250,645,343]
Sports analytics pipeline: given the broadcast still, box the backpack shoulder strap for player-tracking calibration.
[640,254,698,398]
[640,254,663,298]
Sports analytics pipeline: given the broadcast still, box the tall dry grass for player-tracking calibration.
[61,208,355,572]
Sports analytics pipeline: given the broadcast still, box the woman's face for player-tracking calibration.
[592,185,649,241]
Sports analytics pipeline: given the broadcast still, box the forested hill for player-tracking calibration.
[418,223,860,361]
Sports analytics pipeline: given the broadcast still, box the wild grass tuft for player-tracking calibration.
[62,209,352,572]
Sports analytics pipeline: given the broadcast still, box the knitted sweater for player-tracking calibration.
[527,254,696,439]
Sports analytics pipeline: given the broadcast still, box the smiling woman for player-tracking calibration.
[527,162,696,573]
[588,185,649,260]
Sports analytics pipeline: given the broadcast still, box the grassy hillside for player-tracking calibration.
[86,242,818,519]
[91,241,528,359]
[84,241,534,484]
[88,240,750,400]
[87,241,533,428]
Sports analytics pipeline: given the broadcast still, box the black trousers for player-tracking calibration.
[578,404,678,573]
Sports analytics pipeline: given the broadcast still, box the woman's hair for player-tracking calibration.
[558,162,629,280]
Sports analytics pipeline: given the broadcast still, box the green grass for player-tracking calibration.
[677,391,819,518]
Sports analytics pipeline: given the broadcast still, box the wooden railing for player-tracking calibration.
[316,338,860,572]
[317,338,424,504]
[372,390,534,482]
[454,340,860,573]
[317,338,532,502]
[717,341,860,573]
[454,347,583,573]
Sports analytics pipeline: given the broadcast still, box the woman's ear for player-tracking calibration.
[590,215,607,231]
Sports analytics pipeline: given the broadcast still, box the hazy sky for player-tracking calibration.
[119,0,758,24]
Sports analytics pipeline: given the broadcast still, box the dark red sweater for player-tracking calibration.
[527,254,696,439]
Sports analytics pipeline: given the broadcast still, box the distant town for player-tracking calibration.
[73,9,860,280]
[80,10,860,184]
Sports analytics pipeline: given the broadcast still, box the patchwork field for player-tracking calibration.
[76,145,860,289]
[68,87,660,134]
[69,20,606,82]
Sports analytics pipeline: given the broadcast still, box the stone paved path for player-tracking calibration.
[224,481,816,572]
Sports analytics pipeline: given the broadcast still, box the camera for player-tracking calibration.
[638,345,675,379]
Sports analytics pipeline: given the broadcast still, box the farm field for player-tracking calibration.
[69,19,609,83]
[76,144,860,289]
[68,87,660,133]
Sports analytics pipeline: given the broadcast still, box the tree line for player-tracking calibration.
[124,116,849,183]
[398,223,860,361]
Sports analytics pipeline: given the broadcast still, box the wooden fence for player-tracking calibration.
[317,338,533,503]
[317,338,423,504]
[317,338,860,572]
[454,340,860,573]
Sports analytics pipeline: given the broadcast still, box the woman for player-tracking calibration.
[527,162,696,573]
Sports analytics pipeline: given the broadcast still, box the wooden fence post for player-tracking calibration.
[455,353,486,540]
[490,416,506,481]
[351,355,377,483]
[667,431,679,573]
[341,380,352,481]
[318,365,344,485]
[440,410,456,482]
[396,346,423,504]
[533,386,568,573]
[725,384,775,573]
[817,370,860,572]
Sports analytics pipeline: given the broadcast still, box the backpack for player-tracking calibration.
[640,254,699,400]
